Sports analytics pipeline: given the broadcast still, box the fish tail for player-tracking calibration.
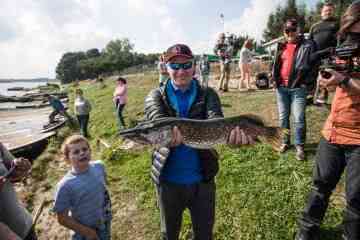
[258,127,290,151]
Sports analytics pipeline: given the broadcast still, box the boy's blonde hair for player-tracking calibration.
[61,135,90,163]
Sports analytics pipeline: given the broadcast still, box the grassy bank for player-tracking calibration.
[36,72,344,240]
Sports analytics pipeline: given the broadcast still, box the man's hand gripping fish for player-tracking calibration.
[119,114,288,151]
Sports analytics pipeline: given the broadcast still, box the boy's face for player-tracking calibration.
[67,141,91,172]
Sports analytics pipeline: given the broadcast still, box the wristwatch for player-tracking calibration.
[339,76,350,88]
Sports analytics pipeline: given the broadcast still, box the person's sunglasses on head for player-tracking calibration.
[284,27,297,34]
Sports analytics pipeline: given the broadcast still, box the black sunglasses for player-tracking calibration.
[284,28,297,34]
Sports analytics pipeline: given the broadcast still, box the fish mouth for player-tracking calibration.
[120,132,151,145]
[79,156,89,162]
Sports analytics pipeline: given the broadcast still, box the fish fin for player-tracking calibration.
[184,143,213,149]
[258,127,290,151]
[226,114,265,126]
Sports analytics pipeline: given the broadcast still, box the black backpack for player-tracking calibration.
[255,72,270,89]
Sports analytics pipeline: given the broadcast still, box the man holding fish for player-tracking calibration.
[143,43,254,240]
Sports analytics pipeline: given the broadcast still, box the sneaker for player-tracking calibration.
[315,98,325,104]
[279,144,289,153]
[295,229,319,240]
[295,145,305,161]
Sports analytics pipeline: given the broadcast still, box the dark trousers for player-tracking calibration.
[24,228,38,240]
[116,103,126,129]
[299,137,360,239]
[76,114,89,137]
[157,181,215,240]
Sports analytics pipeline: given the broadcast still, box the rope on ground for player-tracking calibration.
[32,198,53,229]
[97,138,111,149]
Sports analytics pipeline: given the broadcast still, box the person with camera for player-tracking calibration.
[214,33,232,92]
[295,2,360,239]
[272,19,317,161]
[0,142,37,240]
[144,43,254,240]
[310,2,339,105]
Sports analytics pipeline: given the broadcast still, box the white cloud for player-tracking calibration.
[0,0,189,78]
[125,0,187,53]
[0,0,113,79]
[225,0,285,42]
[0,0,288,78]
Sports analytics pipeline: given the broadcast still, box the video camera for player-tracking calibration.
[320,44,360,78]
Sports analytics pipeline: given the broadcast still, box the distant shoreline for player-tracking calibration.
[0,78,57,83]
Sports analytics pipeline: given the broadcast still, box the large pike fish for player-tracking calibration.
[119,115,288,151]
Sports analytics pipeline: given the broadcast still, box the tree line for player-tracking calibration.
[56,0,354,84]
[55,38,159,84]
[55,35,261,84]
[262,0,354,42]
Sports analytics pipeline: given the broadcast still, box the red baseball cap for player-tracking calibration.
[164,44,194,62]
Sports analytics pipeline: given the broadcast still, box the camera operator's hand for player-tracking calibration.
[0,177,6,190]
[319,69,346,91]
[10,157,31,182]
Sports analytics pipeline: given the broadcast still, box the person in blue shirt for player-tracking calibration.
[53,135,112,240]
[45,94,71,124]
[144,43,254,240]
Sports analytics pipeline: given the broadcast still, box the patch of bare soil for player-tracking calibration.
[111,190,152,240]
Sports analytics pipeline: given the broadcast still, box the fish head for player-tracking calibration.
[119,122,173,147]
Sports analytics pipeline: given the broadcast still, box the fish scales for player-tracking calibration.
[119,115,288,151]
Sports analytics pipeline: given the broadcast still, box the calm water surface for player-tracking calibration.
[0,81,49,96]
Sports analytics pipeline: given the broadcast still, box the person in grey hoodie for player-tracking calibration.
[74,89,92,137]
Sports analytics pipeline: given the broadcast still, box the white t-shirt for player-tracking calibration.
[239,47,252,64]
[74,97,91,115]
[0,143,32,239]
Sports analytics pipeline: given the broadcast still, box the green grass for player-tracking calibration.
[61,73,344,240]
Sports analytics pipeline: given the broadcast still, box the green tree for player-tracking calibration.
[55,52,86,84]
[86,48,101,58]
[55,37,162,82]
[103,38,135,71]
[262,0,308,42]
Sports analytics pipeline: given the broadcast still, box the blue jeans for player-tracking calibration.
[276,86,307,146]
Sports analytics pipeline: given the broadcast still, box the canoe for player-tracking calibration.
[0,107,66,160]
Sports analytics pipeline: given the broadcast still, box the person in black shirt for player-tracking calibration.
[309,2,339,105]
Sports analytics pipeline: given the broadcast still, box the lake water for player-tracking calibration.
[0,81,48,96]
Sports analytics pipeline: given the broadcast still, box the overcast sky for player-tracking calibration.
[0,0,315,79]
